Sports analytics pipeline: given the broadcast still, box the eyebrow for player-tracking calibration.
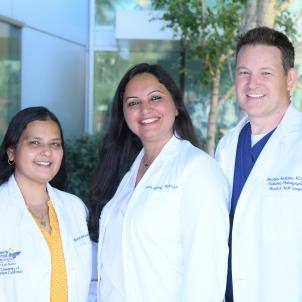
[147,89,162,95]
[29,136,61,141]
[125,89,163,101]
[125,96,139,101]
[236,66,275,71]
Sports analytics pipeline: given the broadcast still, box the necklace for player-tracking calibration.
[143,157,155,167]
[36,214,48,228]
[26,202,50,229]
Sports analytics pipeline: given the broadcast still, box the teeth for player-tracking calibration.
[36,161,51,166]
[247,94,265,98]
[141,118,159,124]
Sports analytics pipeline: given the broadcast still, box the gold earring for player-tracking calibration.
[8,159,14,166]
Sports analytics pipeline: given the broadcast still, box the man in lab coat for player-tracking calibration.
[216,26,302,302]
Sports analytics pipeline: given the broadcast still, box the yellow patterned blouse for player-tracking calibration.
[33,200,68,302]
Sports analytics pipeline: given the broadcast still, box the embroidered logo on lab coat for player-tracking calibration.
[267,176,302,192]
[0,248,23,275]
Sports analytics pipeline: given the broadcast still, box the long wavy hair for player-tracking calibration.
[0,106,67,190]
[88,63,199,241]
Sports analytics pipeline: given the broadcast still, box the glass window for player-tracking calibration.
[0,21,21,141]
[95,0,152,25]
[93,39,239,145]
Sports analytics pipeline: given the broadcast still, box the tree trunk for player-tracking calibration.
[244,0,258,31]
[206,67,220,156]
[258,0,276,27]
[237,0,259,120]
[179,40,186,96]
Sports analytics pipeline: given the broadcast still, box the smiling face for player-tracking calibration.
[235,44,296,130]
[123,72,178,147]
[7,120,63,188]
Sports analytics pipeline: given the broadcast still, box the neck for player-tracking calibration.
[142,140,168,167]
[249,104,289,135]
[15,174,49,207]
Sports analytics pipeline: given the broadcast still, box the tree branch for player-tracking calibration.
[218,85,235,107]
[275,0,295,14]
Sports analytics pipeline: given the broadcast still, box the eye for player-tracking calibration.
[150,95,162,101]
[51,142,62,148]
[262,71,272,76]
[238,70,249,75]
[127,100,140,107]
[30,140,40,146]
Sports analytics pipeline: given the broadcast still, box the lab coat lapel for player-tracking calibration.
[242,104,298,187]
[8,176,51,271]
[220,117,249,189]
[48,185,78,272]
[125,135,179,211]
[235,104,300,218]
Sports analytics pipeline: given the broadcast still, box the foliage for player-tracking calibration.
[151,0,299,155]
[152,0,243,86]
[275,10,300,42]
[64,133,102,204]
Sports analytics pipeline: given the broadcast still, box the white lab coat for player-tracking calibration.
[0,175,92,302]
[215,104,302,302]
[98,135,230,302]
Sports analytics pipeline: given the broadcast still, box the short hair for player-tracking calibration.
[236,26,295,73]
[0,106,67,189]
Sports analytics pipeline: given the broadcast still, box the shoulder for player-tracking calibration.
[0,175,23,208]
[0,181,11,210]
[172,139,227,182]
[176,139,219,167]
[216,117,248,157]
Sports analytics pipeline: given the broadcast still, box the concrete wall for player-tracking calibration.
[0,0,89,138]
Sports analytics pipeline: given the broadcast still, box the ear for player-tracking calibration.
[287,67,297,91]
[6,147,15,161]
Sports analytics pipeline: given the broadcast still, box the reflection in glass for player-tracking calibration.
[95,0,152,25]
[0,21,21,141]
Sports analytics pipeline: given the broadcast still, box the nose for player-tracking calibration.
[40,144,52,156]
[140,100,153,114]
[247,73,259,89]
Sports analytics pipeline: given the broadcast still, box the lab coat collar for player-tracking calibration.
[6,175,65,214]
[134,134,181,170]
[234,103,300,138]
[275,103,302,136]
[6,175,28,212]
[237,103,301,197]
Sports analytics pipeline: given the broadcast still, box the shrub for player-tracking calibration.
[64,133,102,204]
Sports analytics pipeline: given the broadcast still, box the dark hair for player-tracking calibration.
[236,26,295,73]
[88,63,199,241]
[0,106,67,190]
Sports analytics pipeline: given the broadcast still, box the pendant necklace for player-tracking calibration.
[27,203,49,229]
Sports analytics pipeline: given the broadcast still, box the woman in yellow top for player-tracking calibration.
[0,107,92,302]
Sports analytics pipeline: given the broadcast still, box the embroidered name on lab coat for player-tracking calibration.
[145,184,178,191]
[267,176,302,192]
[0,249,23,275]
[73,233,90,247]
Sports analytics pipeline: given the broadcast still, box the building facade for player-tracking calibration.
[0,0,89,139]
[1,0,301,142]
